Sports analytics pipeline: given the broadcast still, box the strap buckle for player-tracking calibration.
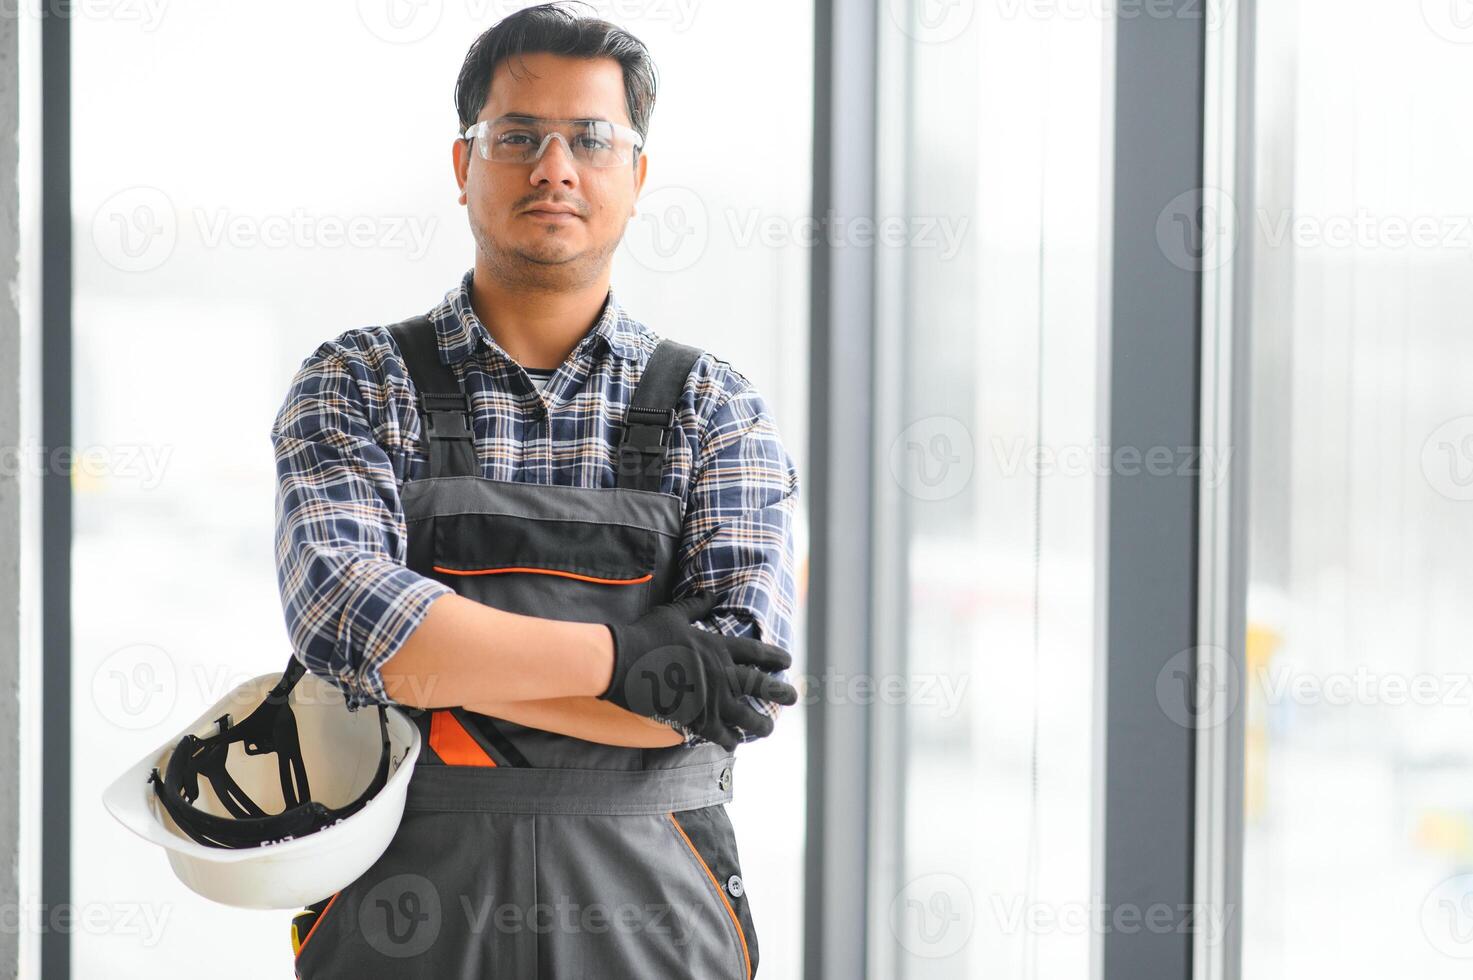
[419,392,473,443]
[617,406,676,482]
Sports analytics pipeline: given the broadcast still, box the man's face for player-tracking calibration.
[454,52,647,287]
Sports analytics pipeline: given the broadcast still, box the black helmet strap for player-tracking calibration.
[147,655,394,850]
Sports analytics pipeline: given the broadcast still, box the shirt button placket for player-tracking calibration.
[534,399,551,483]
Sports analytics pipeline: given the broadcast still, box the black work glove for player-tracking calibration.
[599,591,797,751]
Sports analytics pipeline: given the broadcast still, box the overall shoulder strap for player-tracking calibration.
[386,315,477,480]
[617,339,703,492]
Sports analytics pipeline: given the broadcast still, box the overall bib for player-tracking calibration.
[291,315,759,979]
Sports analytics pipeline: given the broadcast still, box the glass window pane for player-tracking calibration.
[879,7,1105,977]
[75,5,809,976]
[1243,3,1473,976]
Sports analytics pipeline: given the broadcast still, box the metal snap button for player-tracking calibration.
[726,874,744,898]
[717,765,732,791]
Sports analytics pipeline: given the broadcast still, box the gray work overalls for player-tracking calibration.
[291,313,759,979]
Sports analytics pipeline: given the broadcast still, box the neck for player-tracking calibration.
[466,265,611,371]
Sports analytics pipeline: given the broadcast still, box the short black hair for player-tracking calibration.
[454,2,658,146]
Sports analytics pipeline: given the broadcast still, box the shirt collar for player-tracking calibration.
[432,268,642,367]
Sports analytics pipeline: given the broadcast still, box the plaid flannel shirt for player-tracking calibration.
[270,269,799,746]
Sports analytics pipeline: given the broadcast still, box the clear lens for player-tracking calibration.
[468,117,640,168]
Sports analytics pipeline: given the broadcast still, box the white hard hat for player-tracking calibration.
[102,655,420,910]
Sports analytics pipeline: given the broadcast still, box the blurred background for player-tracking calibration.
[3,0,1473,978]
[1242,1,1473,976]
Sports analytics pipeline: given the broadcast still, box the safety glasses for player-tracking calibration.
[462,114,643,168]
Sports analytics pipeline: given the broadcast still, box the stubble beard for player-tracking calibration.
[473,217,623,293]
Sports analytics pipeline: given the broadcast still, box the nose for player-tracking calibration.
[529,132,579,188]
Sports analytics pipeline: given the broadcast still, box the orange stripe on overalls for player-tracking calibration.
[431,565,654,586]
[429,710,498,767]
[668,812,752,979]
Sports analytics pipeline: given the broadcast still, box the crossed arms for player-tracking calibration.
[270,339,799,749]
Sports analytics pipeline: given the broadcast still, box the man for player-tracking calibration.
[272,3,799,977]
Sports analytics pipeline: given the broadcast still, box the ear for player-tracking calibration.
[453,137,470,205]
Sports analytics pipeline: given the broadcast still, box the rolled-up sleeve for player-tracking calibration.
[270,342,453,711]
[671,380,800,746]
